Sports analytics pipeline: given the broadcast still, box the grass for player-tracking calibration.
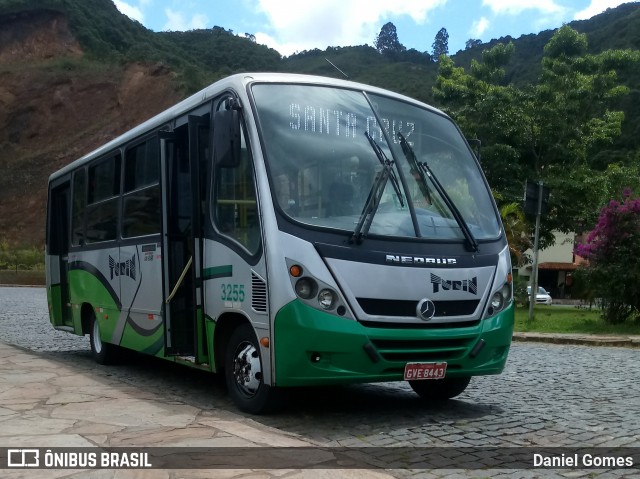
[514,305,640,335]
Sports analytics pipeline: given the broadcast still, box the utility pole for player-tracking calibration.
[524,180,549,322]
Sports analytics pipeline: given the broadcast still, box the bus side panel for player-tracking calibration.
[120,320,165,356]
[203,240,270,379]
[47,283,65,328]
[68,248,121,343]
[117,242,164,355]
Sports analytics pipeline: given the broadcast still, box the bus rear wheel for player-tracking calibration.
[409,376,471,401]
[89,312,116,365]
[225,323,279,414]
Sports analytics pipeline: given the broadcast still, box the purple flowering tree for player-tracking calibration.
[575,189,640,323]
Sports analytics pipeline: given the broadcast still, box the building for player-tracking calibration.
[517,231,582,299]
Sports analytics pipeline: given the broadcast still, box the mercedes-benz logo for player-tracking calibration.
[416,298,436,321]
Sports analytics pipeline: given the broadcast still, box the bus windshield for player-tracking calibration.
[251,83,501,241]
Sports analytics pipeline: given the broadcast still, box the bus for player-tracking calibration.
[46,73,514,414]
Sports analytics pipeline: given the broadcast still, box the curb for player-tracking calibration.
[512,332,640,348]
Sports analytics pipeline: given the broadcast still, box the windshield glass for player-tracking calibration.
[251,83,501,240]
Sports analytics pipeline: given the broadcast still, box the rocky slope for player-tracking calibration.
[0,8,182,247]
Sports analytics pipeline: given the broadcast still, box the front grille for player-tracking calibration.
[357,298,479,317]
[370,337,473,363]
[359,319,481,329]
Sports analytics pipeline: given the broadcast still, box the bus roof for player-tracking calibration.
[48,72,445,182]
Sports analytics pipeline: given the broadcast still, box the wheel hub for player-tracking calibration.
[232,342,261,396]
[92,319,103,354]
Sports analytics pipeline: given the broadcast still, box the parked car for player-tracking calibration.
[527,286,553,305]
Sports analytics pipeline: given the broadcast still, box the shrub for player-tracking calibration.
[575,188,640,323]
[0,240,44,271]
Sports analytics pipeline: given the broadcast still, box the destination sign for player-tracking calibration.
[288,103,416,145]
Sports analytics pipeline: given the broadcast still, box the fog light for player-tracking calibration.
[295,278,317,299]
[318,289,336,310]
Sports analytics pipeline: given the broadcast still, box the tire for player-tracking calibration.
[225,323,279,414]
[409,376,471,401]
[89,311,116,365]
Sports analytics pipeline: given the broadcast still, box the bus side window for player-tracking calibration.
[71,169,86,246]
[122,139,161,238]
[85,153,121,244]
[213,120,260,255]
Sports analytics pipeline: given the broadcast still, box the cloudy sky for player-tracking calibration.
[113,0,633,56]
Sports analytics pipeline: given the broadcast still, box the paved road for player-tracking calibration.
[1,286,639,478]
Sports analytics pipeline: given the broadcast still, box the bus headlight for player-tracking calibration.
[489,283,512,314]
[295,278,317,299]
[318,289,336,310]
[491,291,505,310]
[286,258,354,320]
[485,245,513,318]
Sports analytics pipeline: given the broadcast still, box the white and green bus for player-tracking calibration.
[46,73,514,413]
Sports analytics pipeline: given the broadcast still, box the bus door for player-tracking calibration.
[160,115,210,357]
[47,179,73,327]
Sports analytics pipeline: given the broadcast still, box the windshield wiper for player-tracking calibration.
[397,132,479,252]
[350,133,405,244]
[365,132,405,208]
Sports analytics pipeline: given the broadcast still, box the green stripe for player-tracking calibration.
[203,265,233,280]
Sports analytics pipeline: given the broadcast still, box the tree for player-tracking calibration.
[432,27,449,60]
[465,39,482,50]
[499,201,532,267]
[433,26,640,237]
[575,189,640,323]
[374,22,406,56]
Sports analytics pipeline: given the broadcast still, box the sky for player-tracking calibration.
[113,0,635,57]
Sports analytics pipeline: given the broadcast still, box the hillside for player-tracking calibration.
[0,6,183,246]
[0,0,639,248]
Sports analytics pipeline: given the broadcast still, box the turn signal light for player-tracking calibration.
[289,264,303,277]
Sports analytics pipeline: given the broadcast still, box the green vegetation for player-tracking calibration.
[0,0,282,94]
[2,0,638,119]
[574,190,640,324]
[514,305,640,335]
[434,27,640,243]
[0,240,44,271]
[0,240,45,285]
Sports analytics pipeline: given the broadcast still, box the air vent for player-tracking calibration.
[251,272,268,313]
[370,337,474,362]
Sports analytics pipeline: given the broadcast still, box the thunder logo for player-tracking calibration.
[108,255,136,281]
[430,273,477,295]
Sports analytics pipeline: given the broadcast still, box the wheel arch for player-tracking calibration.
[80,302,95,335]
[213,311,252,374]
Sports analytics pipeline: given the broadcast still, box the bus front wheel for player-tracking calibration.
[409,376,471,401]
[89,312,116,365]
[225,323,278,414]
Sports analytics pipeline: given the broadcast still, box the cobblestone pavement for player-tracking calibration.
[1,287,639,478]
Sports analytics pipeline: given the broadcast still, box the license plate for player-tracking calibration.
[404,362,447,380]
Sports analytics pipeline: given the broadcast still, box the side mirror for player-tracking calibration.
[214,109,241,168]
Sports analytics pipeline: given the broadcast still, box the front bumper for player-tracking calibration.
[273,300,514,387]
